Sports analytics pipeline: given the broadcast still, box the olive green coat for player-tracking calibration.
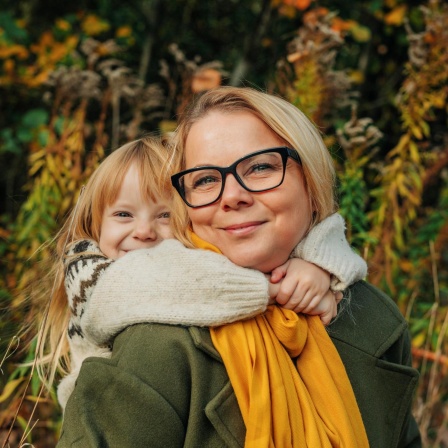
[57,281,421,447]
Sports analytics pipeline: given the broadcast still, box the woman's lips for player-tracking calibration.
[222,221,264,236]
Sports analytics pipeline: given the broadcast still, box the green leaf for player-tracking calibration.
[17,128,33,143]
[21,109,49,129]
[38,129,50,147]
[0,12,28,42]
[0,129,21,155]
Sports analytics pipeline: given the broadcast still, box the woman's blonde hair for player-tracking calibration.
[170,86,337,246]
[37,136,171,388]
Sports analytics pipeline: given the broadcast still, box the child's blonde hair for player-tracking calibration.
[169,86,337,247]
[37,136,171,388]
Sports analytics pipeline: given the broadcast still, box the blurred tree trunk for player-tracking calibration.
[138,0,163,81]
[230,0,273,86]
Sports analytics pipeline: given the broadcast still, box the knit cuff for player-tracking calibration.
[291,213,367,291]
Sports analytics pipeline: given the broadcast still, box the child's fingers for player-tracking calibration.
[335,291,343,304]
[270,261,289,284]
[319,303,337,326]
[286,284,331,311]
[298,290,338,323]
[275,274,311,307]
[300,291,329,314]
[268,280,281,300]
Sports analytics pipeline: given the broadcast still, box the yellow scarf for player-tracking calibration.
[190,232,369,448]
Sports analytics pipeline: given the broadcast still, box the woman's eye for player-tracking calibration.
[159,211,171,219]
[193,175,220,189]
[248,163,274,174]
[254,163,272,171]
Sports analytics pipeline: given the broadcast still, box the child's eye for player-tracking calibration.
[158,211,171,219]
[114,211,132,218]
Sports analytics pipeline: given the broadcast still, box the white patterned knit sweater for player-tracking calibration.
[58,212,367,409]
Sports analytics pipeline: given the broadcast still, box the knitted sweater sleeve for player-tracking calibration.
[291,213,368,291]
[60,239,114,410]
[83,239,270,346]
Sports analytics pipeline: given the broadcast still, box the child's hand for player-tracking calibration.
[267,259,342,325]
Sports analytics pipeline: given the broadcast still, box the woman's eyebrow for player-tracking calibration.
[189,163,221,169]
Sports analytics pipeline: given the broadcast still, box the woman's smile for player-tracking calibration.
[221,221,265,236]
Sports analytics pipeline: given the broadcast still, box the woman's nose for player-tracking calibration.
[220,174,254,209]
[133,220,157,240]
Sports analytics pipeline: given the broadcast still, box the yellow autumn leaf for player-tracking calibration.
[384,5,407,26]
[408,141,420,163]
[25,395,54,403]
[4,58,14,73]
[65,35,80,50]
[31,30,55,53]
[82,14,110,36]
[347,69,365,84]
[46,154,58,175]
[56,19,71,31]
[350,24,371,43]
[49,43,70,63]
[398,260,413,272]
[27,69,51,87]
[412,331,426,349]
[0,377,25,403]
[159,120,178,134]
[410,125,423,140]
[0,44,29,59]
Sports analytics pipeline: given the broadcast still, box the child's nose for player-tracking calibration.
[133,221,157,240]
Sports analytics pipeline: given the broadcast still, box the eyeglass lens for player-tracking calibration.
[180,151,286,207]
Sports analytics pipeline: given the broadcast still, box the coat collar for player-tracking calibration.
[328,281,409,358]
[189,326,223,362]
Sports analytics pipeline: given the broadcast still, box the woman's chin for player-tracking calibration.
[225,251,281,274]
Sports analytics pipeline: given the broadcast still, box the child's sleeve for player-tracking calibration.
[61,239,114,410]
[64,239,114,340]
[79,239,270,346]
[291,213,367,291]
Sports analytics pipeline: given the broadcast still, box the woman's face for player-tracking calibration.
[184,110,312,273]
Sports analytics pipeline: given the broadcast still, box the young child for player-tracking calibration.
[40,136,367,410]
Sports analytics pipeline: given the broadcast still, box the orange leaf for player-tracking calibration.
[384,5,407,26]
[331,17,356,33]
[281,0,312,10]
[116,26,132,38]
[292,0,312,10]
[303,7,329,26]
[191,68,222,93]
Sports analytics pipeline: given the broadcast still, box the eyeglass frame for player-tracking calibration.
[171,146,302,208]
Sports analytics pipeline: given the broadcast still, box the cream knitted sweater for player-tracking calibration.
[58,212,367,409]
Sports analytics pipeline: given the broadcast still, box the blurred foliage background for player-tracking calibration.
[0,0,447,446]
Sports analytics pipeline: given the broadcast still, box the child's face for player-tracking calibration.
[99,164,173,259]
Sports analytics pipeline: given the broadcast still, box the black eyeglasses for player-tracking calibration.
[171,146,301,208]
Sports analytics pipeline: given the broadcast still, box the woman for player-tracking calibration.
[57,87,421,447]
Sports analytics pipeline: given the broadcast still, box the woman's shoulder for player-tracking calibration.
[111,323,221,364]
[329,280,410,357]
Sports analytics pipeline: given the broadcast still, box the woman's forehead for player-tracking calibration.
[185,111,284,167]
